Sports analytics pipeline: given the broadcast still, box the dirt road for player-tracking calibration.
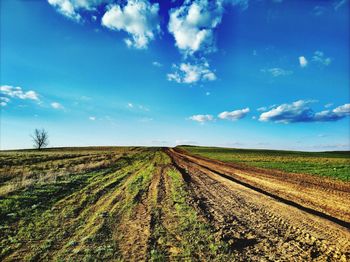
[166,148,350,261]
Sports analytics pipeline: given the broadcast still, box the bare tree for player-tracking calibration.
[31,129,49,150]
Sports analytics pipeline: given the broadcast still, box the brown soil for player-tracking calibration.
[166,148,350,261]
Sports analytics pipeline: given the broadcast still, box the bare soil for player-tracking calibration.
[166,148,350,261]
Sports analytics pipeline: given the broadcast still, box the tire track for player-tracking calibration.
[167,148,350,261]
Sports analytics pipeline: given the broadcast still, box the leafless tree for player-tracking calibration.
[31,129,49,150]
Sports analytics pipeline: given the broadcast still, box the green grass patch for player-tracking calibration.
[166,168,232,260]
[180,146,350,181]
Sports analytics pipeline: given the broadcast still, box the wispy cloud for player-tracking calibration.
[218,108,250,121]
[313,6,326,16]
[0,97,10,107]
[0,85,39,101]
[188,114,213,123]
[152,61,162,67]
[51,102,64,110]
[261,68,293,77]
[257,107,267,112]
[127,102,149,111]
[259,100,350,123]
[0,85,40,107]
[312,51,332,66]
[334,0,348,10]
[89,116,96,121]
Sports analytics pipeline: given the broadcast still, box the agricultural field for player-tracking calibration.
[180,146,350,181]
[1,146,350,261]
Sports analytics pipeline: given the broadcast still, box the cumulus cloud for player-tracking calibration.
[218,107,250,121]
[101,0,160,49]
[48,0,106,21]
[0,85,40,104]
[89,116,96,120]
[259,100,350,123]
[312,51,332,66]
[167,0,247,84]
[299,56,308,68]
[189,114,213,123]
[51,102,64,109]
[168,0,223,55]
[167,60,216,84]
[261,68,293,77]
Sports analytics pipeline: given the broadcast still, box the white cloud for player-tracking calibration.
[299,56,308,68]
[332,103,350,115]
[48,0,106,21]
[101,0,160,49]
[167,60,216,84]
[218,107,250,121]
[261,68,293,77]
[0,97,10,107]
[127,102,134,108]
[189,114,213,123]
[0,85,40,102]
[89,116,96,120]
[312,51,332,66]
[324,103,333,108]
[259,101,350,123]
[152,61,162,67]
[168,0,223,55]
[257,107,267,112]
[206,91,210,96]
[313,6,326,16]
[259,100,313,123]
[334,0,347,10]
[51,102,64,109]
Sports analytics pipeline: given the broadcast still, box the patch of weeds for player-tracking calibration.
[167,168,232,260]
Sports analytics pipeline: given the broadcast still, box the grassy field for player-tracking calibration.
[180,146,350,181]
[0,147,231,261]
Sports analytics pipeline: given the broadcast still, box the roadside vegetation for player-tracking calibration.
[180,146,350,181]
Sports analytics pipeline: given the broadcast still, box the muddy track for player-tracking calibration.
[166,148,350,261]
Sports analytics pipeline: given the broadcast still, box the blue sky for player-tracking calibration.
[1,0,349,150]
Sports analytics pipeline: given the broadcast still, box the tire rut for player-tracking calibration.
[167,149,350,261]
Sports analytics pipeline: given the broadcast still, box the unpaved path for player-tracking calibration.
[166,148,350,261]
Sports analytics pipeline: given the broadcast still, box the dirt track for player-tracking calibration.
[166,148,350,261]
